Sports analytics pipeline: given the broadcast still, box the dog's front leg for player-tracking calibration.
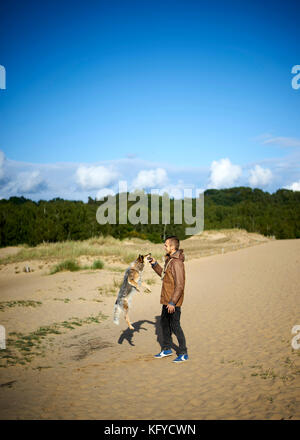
[128,269,140,292]
[128,280,140,292]
[141,282,152,293]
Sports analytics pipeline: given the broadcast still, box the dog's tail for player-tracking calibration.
[113,302,122,325]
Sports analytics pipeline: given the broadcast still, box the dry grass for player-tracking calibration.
[0,236,162,265]
[0,300,42,312]
[0,229,271,268]
[0,312,108,368]
[49,258,104,274]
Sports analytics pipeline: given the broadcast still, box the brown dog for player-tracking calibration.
[113,254,152,330]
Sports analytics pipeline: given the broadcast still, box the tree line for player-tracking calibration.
[0,187,299,247]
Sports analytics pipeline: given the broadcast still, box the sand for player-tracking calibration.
[0,238,299,419]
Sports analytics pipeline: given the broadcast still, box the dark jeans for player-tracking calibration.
[160,305,187,355]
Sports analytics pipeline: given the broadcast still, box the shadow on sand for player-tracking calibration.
[117,315,180,355]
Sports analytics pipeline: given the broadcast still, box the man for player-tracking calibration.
[148,236,188,363]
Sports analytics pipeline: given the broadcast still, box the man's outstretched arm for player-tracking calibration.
[151,260,163,277]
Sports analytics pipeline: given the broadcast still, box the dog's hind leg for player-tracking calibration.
[113,302,122,325]
[123,299,134,330]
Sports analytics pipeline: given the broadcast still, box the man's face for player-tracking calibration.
[164,239,174,254]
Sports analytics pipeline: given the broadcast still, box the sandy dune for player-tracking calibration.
[0,237,299,419]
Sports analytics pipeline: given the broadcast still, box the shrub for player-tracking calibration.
[91,259,104,270]
[50,259,80,274]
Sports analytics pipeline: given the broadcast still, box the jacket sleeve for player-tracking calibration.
[170,260,185,305]
[151,262,163,277]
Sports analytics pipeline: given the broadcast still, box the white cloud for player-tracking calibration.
[159,184,185,199]
[3,170,47,195]
[208,158,242,189]
[248,165,273,187]
[262,136,300,148]
[0,150,299,201]
[285,181,300,191]
[157,180,204,199]
[132,168,168,190]
[76,165,119,190]
[96,188,116,200]
[22,171,46,193]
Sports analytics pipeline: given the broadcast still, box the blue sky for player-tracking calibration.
[0,0,300,200]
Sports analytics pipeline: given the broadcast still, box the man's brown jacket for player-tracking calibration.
[152,249,185,307]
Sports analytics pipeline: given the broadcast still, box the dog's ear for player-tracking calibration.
[138,254,144,261]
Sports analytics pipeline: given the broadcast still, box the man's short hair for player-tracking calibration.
[165,235,179,250]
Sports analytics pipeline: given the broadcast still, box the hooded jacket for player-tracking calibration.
[152,249,185,307]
